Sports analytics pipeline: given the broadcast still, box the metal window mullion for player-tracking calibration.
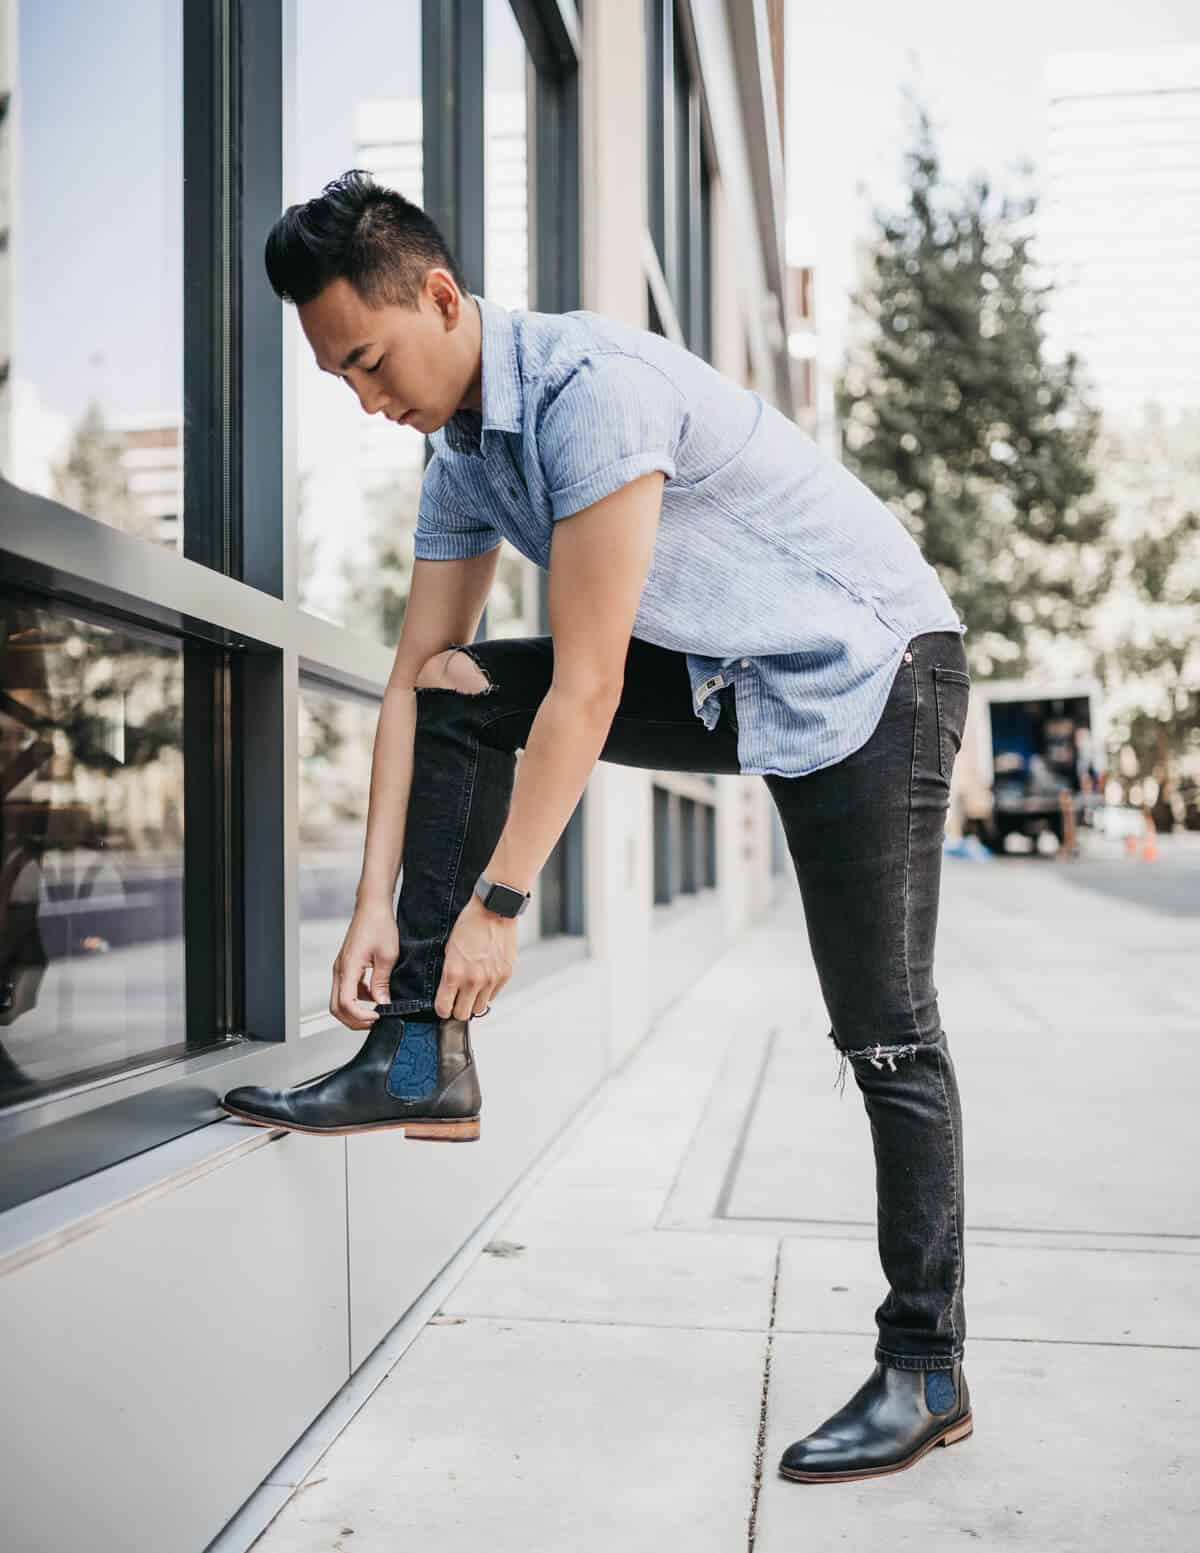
[239,0,285,598]
[182,0,238,577]
[687,81,702,352]
[660,0,678,305]
[423,0,486,291]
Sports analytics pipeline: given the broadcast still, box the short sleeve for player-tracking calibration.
[413,452,503,560]
[537,354,689,522]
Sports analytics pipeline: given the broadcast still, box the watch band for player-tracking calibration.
[474,872,532,917]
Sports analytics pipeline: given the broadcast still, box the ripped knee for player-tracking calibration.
[828,1028,924,1096]
[414,644,496,695]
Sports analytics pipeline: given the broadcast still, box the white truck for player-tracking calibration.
[950,675,1109,853]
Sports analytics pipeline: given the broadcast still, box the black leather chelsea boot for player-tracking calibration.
[220,1011,482,1141]
[778,1359,972,1483]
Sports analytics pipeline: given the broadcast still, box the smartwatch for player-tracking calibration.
[474,872,532,918]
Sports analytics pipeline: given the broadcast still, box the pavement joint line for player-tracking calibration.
[715,1024,782,1220]
[655,1019,774,1231]
[433,1312,1200,1352]
[654,1219,1200,1253]
[719,1214,1200,1241]
[747,1240,782,1552]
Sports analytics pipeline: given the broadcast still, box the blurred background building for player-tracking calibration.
[0,3,798,1549]
[1040,46,1200,421]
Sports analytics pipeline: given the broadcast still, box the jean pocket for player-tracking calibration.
[933,667,971,780]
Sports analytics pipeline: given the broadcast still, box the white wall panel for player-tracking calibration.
[0,1131,348,1553]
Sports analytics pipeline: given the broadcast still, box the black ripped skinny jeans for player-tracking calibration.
[377,628,971,1371]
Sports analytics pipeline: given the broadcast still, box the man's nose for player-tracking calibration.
[357,387,388,415]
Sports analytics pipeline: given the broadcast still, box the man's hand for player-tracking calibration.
[330,900,399,1030]
[435,893,518,1019]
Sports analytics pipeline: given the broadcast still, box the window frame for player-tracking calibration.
[644,0,714,361]
[0,0,583,1210]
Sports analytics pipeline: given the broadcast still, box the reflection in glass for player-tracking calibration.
[672,21,691,337]
[298,683,384,1019]
[4,0,184,547]
[483,0,537,636]
[290,0,426,644]
[0,593,187,1106]
[485,0,531,313]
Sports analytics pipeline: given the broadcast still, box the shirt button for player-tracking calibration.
[740,658,750,668]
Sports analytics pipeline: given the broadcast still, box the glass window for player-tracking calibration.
[4,0,184,549]
[297,683,385,1020]
[289,0,425,645]
[679,795,697,892]
[485,0,531,313]
[653,785,671,905]
[672,21,691,334]
[482,0,538,639]
[645,0,666,273]
[0,590,188,1106]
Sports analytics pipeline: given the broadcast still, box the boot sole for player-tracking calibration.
[219,1104,481,1141]
[778,1411,973,1483]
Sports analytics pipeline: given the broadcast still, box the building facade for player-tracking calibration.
[1040,45,1200,421]
[0,3,793,1547]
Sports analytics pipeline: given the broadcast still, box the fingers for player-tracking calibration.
[331,953,385,1030]
[434,971,508,1021]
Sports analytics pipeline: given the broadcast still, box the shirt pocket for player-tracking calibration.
[933,667,971,780]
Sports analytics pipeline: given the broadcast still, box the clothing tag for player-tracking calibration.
[695,674,725,708]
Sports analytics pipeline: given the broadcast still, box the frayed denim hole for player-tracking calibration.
[447,643,498,694]
[412,644,498,697]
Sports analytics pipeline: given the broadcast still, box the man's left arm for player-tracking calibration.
[432,471,664,1019]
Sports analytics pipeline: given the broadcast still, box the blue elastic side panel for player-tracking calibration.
[386,1022,440,1100]
[925,1369,957,1414]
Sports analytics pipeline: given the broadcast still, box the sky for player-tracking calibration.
[12,0,1199,469]
[784,1,1200,407]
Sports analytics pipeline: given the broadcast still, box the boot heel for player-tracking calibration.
[938,1413,973,1446]
[403,1116,481,1142]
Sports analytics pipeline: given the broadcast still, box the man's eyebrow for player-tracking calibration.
[322,342,375,375]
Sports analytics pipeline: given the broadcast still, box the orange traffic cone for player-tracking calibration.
[1142,812,1159,863]
[1124,833,1139,858]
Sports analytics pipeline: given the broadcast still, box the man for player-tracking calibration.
[222,170,973,1483]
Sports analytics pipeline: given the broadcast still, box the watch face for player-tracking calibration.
[478,875,528,916]
[486,882,520,916]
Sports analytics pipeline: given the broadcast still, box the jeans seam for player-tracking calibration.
[426,730,482,1007]
[902,652,919,1039]
[875,1346,962,1371]
[935,1039,963,1353]
[479,706,706,733]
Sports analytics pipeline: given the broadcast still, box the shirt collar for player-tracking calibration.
[444,292,523,457]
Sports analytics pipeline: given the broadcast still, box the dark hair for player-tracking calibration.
[264,169,470,309]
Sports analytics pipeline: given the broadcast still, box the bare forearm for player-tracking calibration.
[355,686,418,906]
[484,685,618,892]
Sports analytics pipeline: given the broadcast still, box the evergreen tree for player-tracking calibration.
[836,93,1114,677]
[50,398,159,544]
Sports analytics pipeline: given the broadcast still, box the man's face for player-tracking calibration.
[297,268,476,434]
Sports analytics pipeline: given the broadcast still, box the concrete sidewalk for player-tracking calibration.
[224,835,1199,1551]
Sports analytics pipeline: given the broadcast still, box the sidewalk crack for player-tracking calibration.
[747,1239,782,1551]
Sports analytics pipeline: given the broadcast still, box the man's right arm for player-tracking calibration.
[358,545,501,906]
[330,546,500,1026]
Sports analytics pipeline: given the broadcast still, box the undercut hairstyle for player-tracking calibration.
[264,169,470,309]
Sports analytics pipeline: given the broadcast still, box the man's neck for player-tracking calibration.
[458,294,484,415]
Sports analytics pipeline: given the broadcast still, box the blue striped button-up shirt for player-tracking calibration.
[414,292,966,778]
